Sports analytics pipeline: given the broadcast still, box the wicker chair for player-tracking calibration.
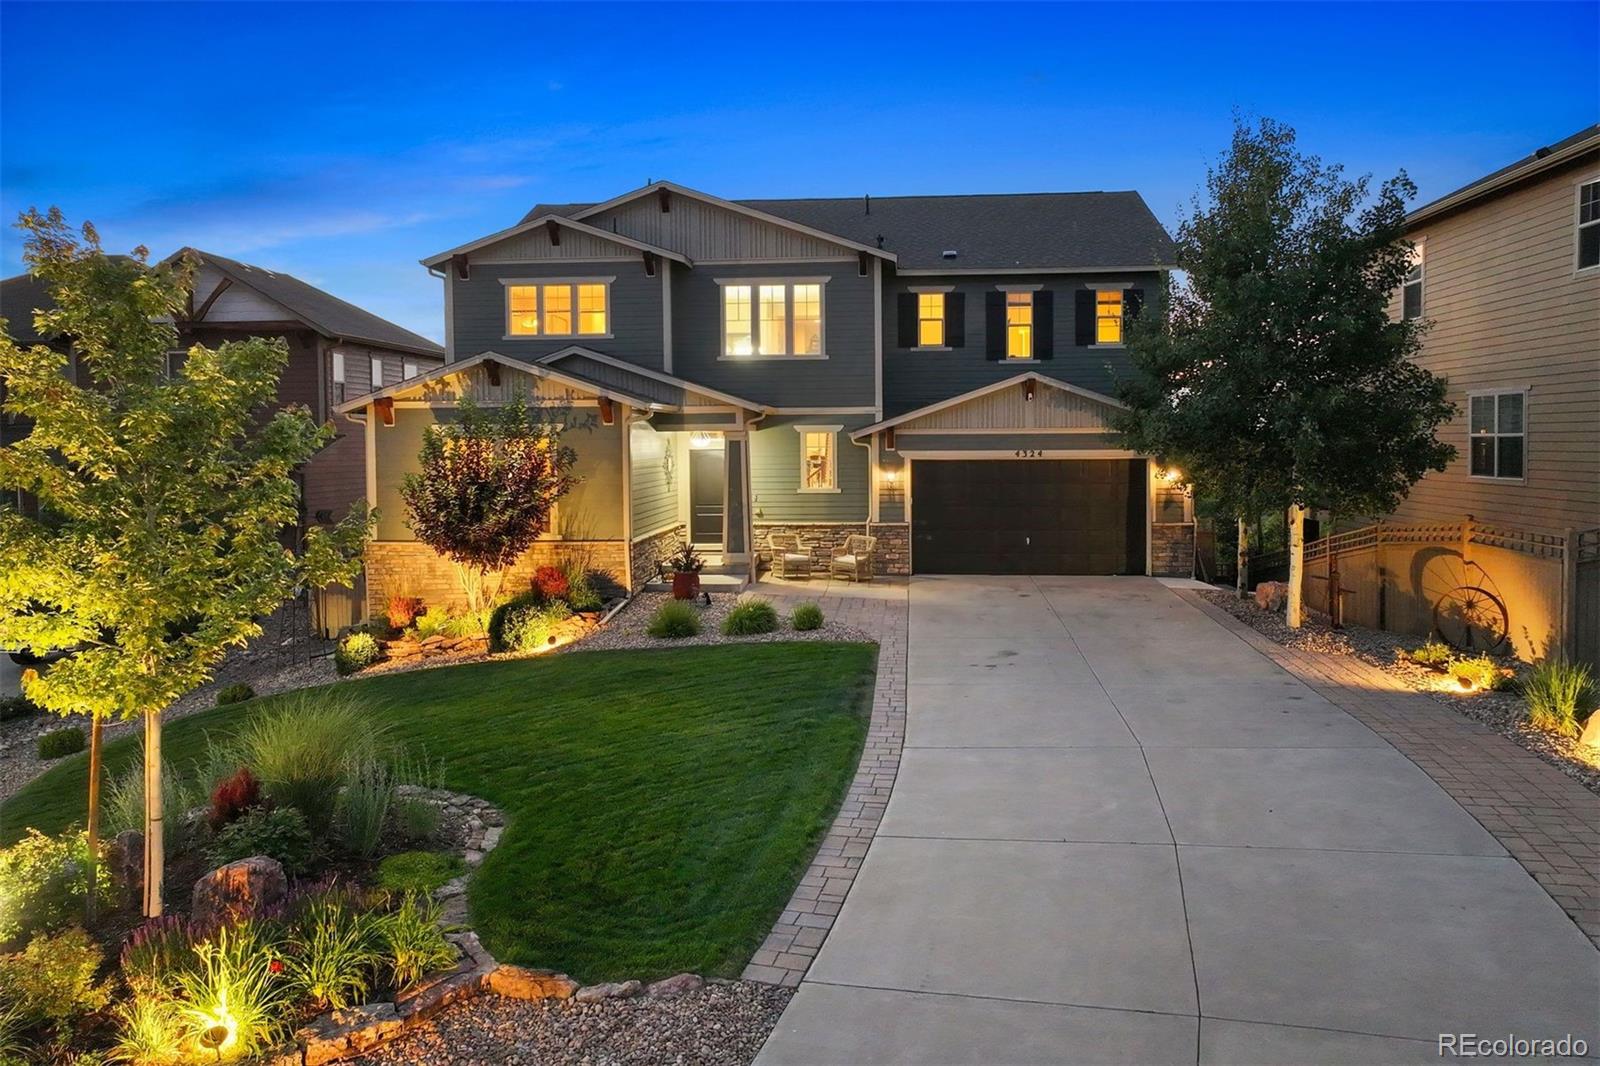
[830,534,877,582]
[769,532,813,580]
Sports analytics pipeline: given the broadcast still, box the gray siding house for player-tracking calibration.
[340,181,1186,607]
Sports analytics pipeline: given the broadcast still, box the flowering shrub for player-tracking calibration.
[122,916,202,994]
[386,594,424,631]
[208,766,261,829]
[532,565,569,601]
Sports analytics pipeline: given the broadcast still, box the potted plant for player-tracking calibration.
[667,542,705,600]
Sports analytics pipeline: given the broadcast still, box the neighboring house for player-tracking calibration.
[342,181,1183,610]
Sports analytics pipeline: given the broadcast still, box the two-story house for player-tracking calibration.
[341,181,1181,610]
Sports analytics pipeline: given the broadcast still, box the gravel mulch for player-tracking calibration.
[1199,589,1600,794]
[356,981,793,1066]
[574,592,872,653]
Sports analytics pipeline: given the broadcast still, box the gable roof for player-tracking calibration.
[1408,124,1600,227]
[177,249,443,358]
[525,184,1176,272]
[851,372,1126,439]
[419,214,693,269]
[538,347,768,412]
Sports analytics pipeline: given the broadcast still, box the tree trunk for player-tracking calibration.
[1235,517,1249,598]
[142,708,164,918]
[1286,503,1306,629]
[85,716,103,925]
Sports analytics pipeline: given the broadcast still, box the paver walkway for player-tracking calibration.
[756,576,1599,1065]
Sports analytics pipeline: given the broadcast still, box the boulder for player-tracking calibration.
[298,1003,403,1066]
[1579,711,1600,758]
[645,973,704,998]
[1254,581,1289,612]
[191,856,287,928]
[483,963,577,1001]
[574,979,643,1003]
[110,829,144,904]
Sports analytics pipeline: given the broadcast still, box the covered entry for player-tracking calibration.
[911,459,1147,575]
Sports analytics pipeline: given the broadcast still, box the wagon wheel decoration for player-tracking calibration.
[1431,585,1509,654]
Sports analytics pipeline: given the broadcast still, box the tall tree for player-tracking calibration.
[0,209,369,916]
[399,394,579,619]
[1115,117,1454,624]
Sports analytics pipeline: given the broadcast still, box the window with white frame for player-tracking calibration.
[504,279,610,337]
[917,292,945,347]
[722,280,824,356]
[332,350,346,384]
[1006,291,1033,359]
[1578,179,1599,271]
[1468,390,1524,480]
[796,425,839,491]
[402,359,419,379]
[1402,239,1424,319]
[370,355,385,389]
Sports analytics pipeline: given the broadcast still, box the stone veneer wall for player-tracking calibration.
[866,523,910,576]
[1151,523,1195,578]
[753,522,907,577]
[366,540,628,617]
[628,525,685,592]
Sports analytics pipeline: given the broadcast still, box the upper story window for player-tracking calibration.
[1578,178,1599,272]
[1402,239,1425,320]
[402,359,419,379]
[1469,390,1524,481]
[1006,291,1033,359]
[796,424,840,492]
[721,280,826,357]
[370,355,385,389]
[917,293,945,347]
[504,279,611,338]
[1095,290,1124,343]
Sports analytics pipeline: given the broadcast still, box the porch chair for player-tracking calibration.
[769,532,813,580]
[830,535,877,582]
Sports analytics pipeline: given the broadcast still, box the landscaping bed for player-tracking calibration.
[1199,589,1600,793]
[578,592,868,652]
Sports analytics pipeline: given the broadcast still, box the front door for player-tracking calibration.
[689,448,725,545]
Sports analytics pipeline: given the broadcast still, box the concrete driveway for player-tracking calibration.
[757,576,1599,1065]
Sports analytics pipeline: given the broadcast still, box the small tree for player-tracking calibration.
[1115,117,1454,622]
[399,394,579,619]
[0,209,369,917]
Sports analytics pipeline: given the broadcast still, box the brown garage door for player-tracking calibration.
[911,459,1147,575]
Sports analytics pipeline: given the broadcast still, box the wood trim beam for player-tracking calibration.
[191,276,233,322]
[546,219,561,246]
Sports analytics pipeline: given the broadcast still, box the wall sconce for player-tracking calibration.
[1159,466,1183,484]
[689,432,719,449]
[881,468,898,485]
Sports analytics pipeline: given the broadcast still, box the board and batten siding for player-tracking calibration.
[629,421,683,536]
[450,260,665,373]
[894,379,1120,432]
[749,414,872,523]
[881,271,1162,413]
[584,194,855,262]
[1390,159,1600,533]
[190,265,293,323]
[671,261,876,407]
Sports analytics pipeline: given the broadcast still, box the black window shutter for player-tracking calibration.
[946,292,966,347]
[1034,290,1054,360]
[1074,289,1095,346]
[1124,288,1145,323]
[985,292,1005,360]
[896,293,917,348]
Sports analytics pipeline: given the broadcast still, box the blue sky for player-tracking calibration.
[2,1,1595,343]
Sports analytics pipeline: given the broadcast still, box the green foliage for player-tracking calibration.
[0,926,109,1030]
[0,829,112,945]
[335,631,382,675]
[120,917,200,996]
[375,850,463,896]
[790,603,824,632]
[492,596,572,653]
[1446,654,1505,692]
[281,892,377,1011]
[391,799,441,845]
[215,683,255,706]
[722,597,779,636]
[487,590,536,651]
[0,694,40,722]
[1112,117,1454,531]
[229,689,387,834]
[558,558,603,612]
[1523,659,1597,739]
[410,608,452,641]
[207,807,313,876]
[111,991,185,1065]
[1407,639,1453,667]
[36,726,84,759]
[104,754,201,859]
[0,999,30,1063]
[171,923,287,1059]
[646,599,701,639]
[337,756,393,859]
[377,892,457,990]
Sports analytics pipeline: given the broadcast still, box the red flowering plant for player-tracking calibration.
[532,565,568,602]
[209,766,261,829]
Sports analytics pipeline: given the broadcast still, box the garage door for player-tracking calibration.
[911,459,1146,575]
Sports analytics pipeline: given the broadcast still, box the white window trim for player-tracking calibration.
[1093,287,1127,348]
[793,423,843,493]
[500,276,616,341]
[914,290,947,350]
[1466,387,1528,484]
[716,277,829,360]
[1004,290,1034,360]
[331,349,346,384]
[402,359,419,380]
[1575,173,1600,277]
[370,354,385,389]
[1402,236,1426,320]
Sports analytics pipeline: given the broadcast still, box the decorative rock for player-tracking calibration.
[1580,711,1600,757]
[394,965,488,1020]
[110,829,144,904]
[646,972,704,998]
[574,979,643,1003]
[299,1003,404,1066]
[483,963,578,1001]
[1254,581,1289,612]
[191,855,287,927]
[481,826,503,850]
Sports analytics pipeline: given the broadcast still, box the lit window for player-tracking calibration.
[1006,292,1033,359]
[370,355,385,388]
[1096,290,1123,344]
[759,285,787,355]
[801,430,836,490]
[724,285,752,355]
[1578,179,1599,271]
[917,293,945,347]
[543,285,572,335]
[1402,241,1424,320]
[1469,391,1524,480]
[578,283,607,335]
[793,284,822,354]
[508,286,539,335]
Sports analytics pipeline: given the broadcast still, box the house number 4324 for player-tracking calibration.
[1013,449,1045,458]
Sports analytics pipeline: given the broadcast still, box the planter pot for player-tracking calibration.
[671,572,701,600]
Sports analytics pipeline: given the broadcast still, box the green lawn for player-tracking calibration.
[2,642,877,982]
